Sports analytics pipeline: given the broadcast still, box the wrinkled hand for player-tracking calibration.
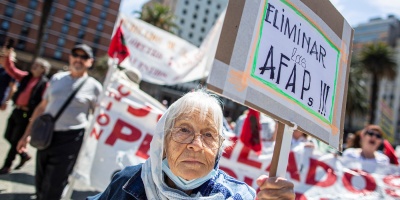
[17,136,30,154]
[256,175,295,200]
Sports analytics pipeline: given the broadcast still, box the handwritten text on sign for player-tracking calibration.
[252,0,339,123]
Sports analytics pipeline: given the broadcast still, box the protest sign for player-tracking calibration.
[207,0,353,151]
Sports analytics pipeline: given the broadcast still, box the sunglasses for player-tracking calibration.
[72,52,90,60]
[365,130,382,139]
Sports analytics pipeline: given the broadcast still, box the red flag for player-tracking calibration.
[383,139,399,165]
[240,109,262,154]
[108,21,130,64]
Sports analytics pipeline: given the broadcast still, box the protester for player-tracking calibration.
[0,49,16,111]
[0,48,50,175]
[342,125,389,167]
[88,90,294,200]
[17,44,102,200]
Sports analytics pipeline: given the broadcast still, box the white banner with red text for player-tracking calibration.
[114,12,224,85]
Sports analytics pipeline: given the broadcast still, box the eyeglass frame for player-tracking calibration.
[365,130,382,139]
[169,126,224,150]
[71,52,90,60]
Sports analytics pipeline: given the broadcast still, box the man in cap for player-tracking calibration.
[17,44,102,200]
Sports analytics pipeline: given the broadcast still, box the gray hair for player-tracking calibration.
[35,57,51,75]
[164,89,230,153]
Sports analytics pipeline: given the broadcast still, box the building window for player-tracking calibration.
[96,24,104,31]
[100,12,107,19]
[69,0,76,7]
[1,21,10,31]
[65,13,72,21]
[46,20,52,28]
[61,25,69,33]
[81,18,89,26]
[25,13,34,22]
[182,9,187,15]
[77,30,85,39]
[84,6,92,14]
[199,37,203,43]
[201,27,205,32]
[184,0,189,5]
[180,19,185,24]
[16,40,26,50]
[104,0,110,7]
[217,4,221,9]
[54,50,62,60]
[94,36,101,44]
[20,26,30,36]
[193,14,197,19]
[188,32,193,38]
[191,23,195,28]
[207,0,212,5]
[29,0,38,9]
[203,18,208,23]
[195,4,199,10]
[50,7,55,15]
[5,6,14,17]
[57,38,66,46]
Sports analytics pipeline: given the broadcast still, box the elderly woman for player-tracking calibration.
[89,90,294,199]
[342,125,389,166]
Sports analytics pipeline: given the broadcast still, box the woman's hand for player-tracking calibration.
[256,175,295,200]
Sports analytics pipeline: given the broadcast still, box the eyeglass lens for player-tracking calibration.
[171,127,221,149]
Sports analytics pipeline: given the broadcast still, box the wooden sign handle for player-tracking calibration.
[269,121,296,177]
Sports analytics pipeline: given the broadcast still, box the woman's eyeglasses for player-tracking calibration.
[365,130,382,139]
[72,52,90,60]
[170,127,223,149]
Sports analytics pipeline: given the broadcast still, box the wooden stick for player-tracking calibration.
[269,121,294,177]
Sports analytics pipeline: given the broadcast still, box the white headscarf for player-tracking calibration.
[141,91,228,199]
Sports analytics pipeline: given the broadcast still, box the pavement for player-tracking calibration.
[0,103,100,200]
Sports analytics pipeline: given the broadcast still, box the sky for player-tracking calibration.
[120,0,400,27]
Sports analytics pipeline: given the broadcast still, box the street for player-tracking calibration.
[0,103,100,200]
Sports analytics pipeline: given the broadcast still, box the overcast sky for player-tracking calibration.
[120,0,400,27]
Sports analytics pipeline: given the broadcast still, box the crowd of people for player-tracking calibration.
[0,42,399,199]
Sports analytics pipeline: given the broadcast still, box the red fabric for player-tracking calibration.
[240,109,262,155]
[108,21,130,64]
[4,56,28,81]
[383,140,399,165]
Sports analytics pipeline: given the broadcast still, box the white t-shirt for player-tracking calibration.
[342,148,390,165]
[43,72,102,131]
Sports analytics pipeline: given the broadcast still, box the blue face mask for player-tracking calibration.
[162,158,217,191]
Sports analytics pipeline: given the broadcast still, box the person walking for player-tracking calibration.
[17,44,102,200]
[0,49,16,111]
[0,48,51,174]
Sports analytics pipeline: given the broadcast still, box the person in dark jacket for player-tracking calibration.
[0,48,50,174]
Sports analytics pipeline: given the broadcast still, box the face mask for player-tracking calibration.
[162,158,217,191]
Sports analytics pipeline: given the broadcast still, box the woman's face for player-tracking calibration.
[165,108,219,180]
[361,129,383,151]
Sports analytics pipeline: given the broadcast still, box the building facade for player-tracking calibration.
[353,15,400,145]
[0,0,120,71]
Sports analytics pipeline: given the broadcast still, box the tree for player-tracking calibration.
[31,0,54,64]
[137,3,178,33]
[345,57,368,130]
[359,42,397,124]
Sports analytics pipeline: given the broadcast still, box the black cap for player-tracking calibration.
[71,44,94,59]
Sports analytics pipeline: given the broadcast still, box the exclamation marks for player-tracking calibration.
[318,80,330,116]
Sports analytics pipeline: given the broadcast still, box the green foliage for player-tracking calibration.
[137,3,178,33]
[359,42,397,124]
[345,56,368,130]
